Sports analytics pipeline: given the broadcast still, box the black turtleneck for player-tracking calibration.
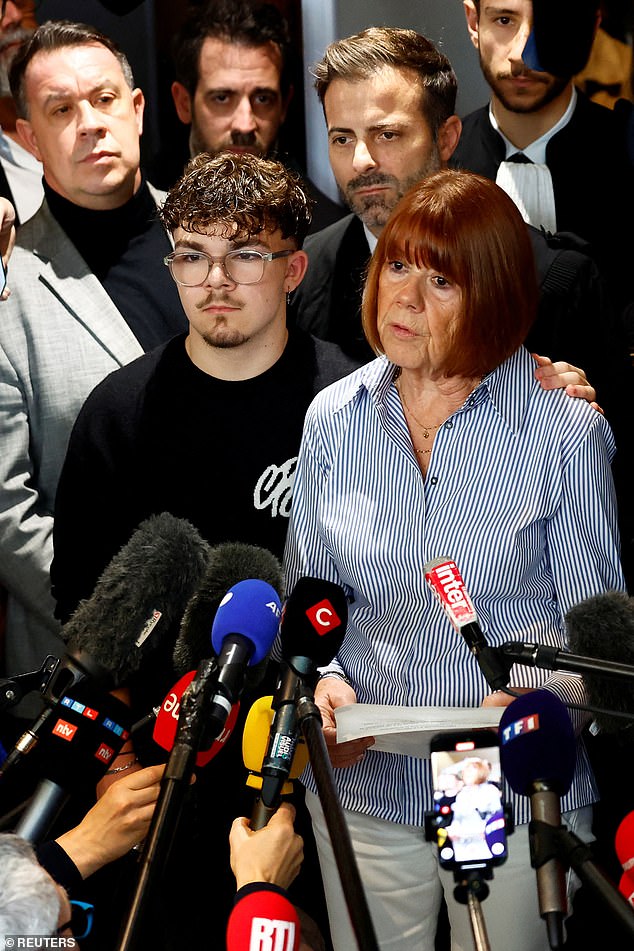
[44,178,187,352]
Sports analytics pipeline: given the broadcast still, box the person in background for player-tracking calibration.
[0,0,41,225]
[452,0,633,321]
[284,168,625,951]
[0,20,188,741]
[150,0,344,234]
[0,833,71,940]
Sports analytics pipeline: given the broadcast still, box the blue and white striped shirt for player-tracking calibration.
[283,346,626,826]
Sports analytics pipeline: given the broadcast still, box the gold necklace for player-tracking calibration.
[396,380,442,440]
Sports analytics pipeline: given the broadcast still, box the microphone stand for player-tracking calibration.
[532,819,634,944]
[116,656,218,951]
[296,684,380,951]
[500,643,634,682]
[0,655,59,713]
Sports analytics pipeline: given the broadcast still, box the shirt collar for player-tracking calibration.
[361,347,534,435]
[489,86,577,164]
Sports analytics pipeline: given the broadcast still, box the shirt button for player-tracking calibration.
[445,421,453,430]
[429,476,438,485]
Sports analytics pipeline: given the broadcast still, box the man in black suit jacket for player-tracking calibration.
[451,0,633,318]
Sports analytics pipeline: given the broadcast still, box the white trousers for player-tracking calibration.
[305,789,593,951]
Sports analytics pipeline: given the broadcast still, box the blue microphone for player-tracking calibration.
[499,690,576,950]
[207,579,282,738]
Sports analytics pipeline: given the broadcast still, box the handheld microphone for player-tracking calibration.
[616,812,634,906]
[499,690,577,950]
[152,670,239,767]
[565,590,634,733]
[1,513,211,777]
[14,680,132,843]
[251,577,348,829]
[424,557,510,691]
[243,696,309,799]
[172,542,284,677]
[206,579,282,741]
[226,887,300,951]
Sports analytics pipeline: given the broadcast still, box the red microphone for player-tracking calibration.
[226,888,300,951]
[615,811,634,906]
[152,671,239,766]
[424,556,510,690]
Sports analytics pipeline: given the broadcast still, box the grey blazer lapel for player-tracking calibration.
[28,201,145,367]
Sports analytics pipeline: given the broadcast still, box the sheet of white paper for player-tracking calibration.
[335,704,503,759]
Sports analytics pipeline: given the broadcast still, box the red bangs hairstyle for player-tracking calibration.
[362,169,539,378]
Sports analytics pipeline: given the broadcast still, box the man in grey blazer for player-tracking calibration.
[0,20,186,734]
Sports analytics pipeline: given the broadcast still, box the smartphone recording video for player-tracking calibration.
[430,729,508,871]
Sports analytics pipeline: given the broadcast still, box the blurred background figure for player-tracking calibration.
[0,0,41,224]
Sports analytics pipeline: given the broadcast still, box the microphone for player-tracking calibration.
[226,887,300,951]
[565,590,634,733]
[499,640,634,683]
[424,557,510,691]
[616,812,634,906]
[206,579,282,741]
[1,513,211,776]
[251,577,348,829]
[499,689,577,950]
[14,680,132,843]
[173,541,284,677]
[243,695,309,805]
[152,670,240,767]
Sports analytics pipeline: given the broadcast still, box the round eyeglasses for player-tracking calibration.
[163,248,293,287]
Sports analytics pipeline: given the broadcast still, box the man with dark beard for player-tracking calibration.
[0,0,41,223]
[451,0,632,321]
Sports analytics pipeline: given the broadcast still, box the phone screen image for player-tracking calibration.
[430,731,508,870]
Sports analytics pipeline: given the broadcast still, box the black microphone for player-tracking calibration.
[251,577,348,830]
[499,689,577,950]
[424,557,510,691]
[14,680,132,843]
[499,640,634,682]
[1,513,211,777]
[565,590,634,733]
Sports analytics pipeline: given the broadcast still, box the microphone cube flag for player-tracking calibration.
[226,889,300,951]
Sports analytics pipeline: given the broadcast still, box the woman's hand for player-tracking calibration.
[313,677,374,768]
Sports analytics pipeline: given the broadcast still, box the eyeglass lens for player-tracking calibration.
[170,250,269,286]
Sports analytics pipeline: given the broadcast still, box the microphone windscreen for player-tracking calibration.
[528,0,599,77]
[173,543,283,675]
[242,695,309,792]
[280,577,348,673]
[226,888,300,951]
[499,689,576,796]
[62,513,211,687]
[211,580,281,665]
[566,590,634,732]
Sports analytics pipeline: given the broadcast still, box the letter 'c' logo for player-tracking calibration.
[306,599,341,635]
